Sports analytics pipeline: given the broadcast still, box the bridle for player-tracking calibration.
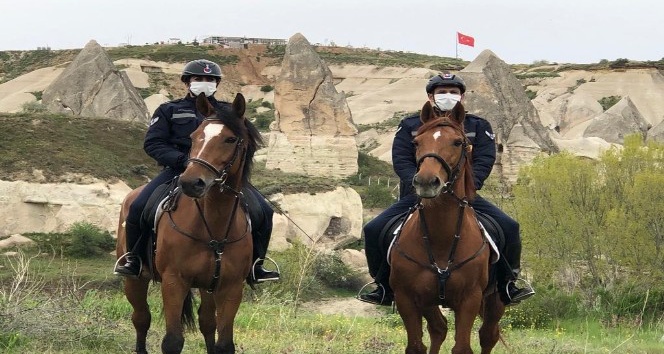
[415,122,469,196]
[186,118,245,191]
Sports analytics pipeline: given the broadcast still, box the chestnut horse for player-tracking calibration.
[389,101,505,354]
[115,93,260,354]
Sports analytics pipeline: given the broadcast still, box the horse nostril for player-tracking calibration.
[194,178,206,190]
[431,176,441,189]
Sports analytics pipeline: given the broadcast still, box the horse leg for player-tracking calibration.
[160,277,189,354]
[124,278,151,354]
[198,290,217,354]
[395,294,427,354]
[451,294,482,354]
[213,281,244,354]
[478,293,505,354]
[422,306,447,354]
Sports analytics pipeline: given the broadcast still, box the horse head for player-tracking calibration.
[412,101,476,200]
[179,93,261,198]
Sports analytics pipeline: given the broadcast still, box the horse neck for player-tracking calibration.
[197,183,244,229]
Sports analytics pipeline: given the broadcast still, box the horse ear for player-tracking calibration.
[195,94,215,117]
[452,102,466,125]
[232,93,246,119]
[420,101,435,124]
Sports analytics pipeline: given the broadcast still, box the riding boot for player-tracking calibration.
[502,242,535,304]
[114,221,143,278]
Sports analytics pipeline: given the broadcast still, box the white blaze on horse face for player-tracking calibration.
[195,123,225,158]
[433,131,442,141]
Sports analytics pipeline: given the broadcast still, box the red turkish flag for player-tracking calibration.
[457,32,475,47]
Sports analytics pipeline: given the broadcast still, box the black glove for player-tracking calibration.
[177,154,189,171]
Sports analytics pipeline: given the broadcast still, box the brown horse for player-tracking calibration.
[389,101,505,354]
[115,93,261,354]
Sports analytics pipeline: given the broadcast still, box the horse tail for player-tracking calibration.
[181,290,196,332]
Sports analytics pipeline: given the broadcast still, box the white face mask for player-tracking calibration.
[189,82,217,97]
[433,93,461,111]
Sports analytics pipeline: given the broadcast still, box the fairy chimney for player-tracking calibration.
[584,96,649,144]
[459,49,559,182]
[265,33,358,178]
[42,40,149,122]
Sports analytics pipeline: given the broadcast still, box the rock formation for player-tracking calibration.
[648,119,664,142]
[42,40,149,122]
[460,49,559,182]
[584,96,649,144]
[269,187,363,250]
[0,180,131,237]
[266,33,358,178]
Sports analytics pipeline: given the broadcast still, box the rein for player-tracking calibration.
[168,128,250,293]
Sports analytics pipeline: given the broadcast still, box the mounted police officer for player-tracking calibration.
[359,72,534,306]
[114,59,280,283]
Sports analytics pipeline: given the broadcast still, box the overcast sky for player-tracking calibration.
[1,0,661,64]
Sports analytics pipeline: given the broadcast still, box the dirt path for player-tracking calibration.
[300,297,387,317]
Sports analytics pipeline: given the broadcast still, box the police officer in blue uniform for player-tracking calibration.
[359,72,534,306]
[114,59,280,283]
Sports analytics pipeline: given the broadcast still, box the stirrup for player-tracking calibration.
[505,278,535,304]
[113,252,143,278]
[356,282,386,303]
[250,256,280,283]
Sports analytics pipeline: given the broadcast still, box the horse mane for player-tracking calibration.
[214,104,263,186]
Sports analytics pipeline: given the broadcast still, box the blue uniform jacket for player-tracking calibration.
[144,96,229,170]
[393,112,496,199]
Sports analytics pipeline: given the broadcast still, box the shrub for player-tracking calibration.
[253,111,274,131]
[260,85,274,93]
[609,58,629,68]
[315,253,364,290]
[21,101,46,113]
[525,89,537,100]
[598,95,621,111]
[65,222,115,258]
[363,183,396,208]
[30,91,43,101]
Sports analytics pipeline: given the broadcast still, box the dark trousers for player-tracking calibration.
[246,185,274,262]
[363,194,418,286]
[127,168,180,227]
[472,194,520,248]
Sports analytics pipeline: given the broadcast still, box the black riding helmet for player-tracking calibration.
[426,72,466,94]
[180,59,222,83]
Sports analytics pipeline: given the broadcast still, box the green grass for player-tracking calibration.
[106,44,238,66]
[2,246,663,354]
[0,113,159,188]
[0,49,79,83]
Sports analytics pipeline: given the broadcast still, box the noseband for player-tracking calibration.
[415,123,468,193]
[186,118,245,187]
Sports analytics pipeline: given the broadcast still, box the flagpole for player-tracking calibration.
[455,32,458,59]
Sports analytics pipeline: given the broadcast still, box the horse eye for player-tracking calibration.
[454,140,463,147]
[226,137,238,143]
[412,140,419,148]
